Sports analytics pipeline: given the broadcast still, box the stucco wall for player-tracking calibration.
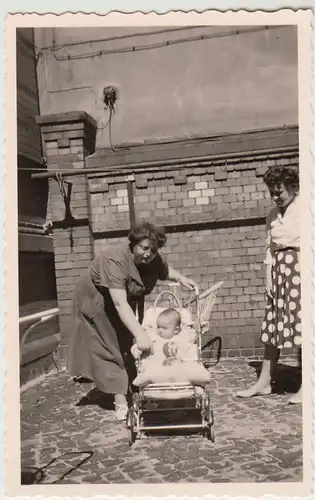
[34,25,298,148]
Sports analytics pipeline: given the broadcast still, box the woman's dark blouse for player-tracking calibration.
[90,242,169,297]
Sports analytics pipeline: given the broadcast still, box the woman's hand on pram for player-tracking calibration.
[179,276,199,295]
[131,344,142,359]
[168,267,199,295]
[136,333,153,354]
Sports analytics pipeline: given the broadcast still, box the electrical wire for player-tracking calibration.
[38,26,209,52]
[52,26,283,62]
[19,151,298,174]
[97,115,111,131]
[108,104,116,152]
[107,106,131,153]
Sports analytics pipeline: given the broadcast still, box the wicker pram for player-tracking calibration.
[126,281,223,445]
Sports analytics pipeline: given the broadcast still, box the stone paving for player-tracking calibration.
[20,359,302,484]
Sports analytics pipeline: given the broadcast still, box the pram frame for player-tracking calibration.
[126,282,223,446]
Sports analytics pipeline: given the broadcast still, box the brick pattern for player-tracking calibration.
[94,236,125,257]
[48,174,91,222]
[160,227,267,354]
[90,181,130,233]
[37,113,97,349]
[88,156,298,233]
[134,169,268,226]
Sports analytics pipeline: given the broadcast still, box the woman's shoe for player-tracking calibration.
[114,403,128,421]
[288,388,302,404]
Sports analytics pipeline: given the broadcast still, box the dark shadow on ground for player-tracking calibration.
[75,386,115,410]
[21,452,93,485]
[21,468,45,485]
[72,377,93,384]
[249,361,302,394]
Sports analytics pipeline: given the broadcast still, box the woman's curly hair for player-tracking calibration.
[263,165,299,194]
[128,221,167,251]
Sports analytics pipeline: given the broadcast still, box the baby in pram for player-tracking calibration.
[131,307,210,390]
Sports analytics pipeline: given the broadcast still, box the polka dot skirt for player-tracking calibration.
[260,249,301,349]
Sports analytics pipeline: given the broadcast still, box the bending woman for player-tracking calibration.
[237,165,302,404]
[68,221,198,420]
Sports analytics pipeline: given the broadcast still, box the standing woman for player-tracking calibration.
[68,221,198,420]
[237,165,302,404]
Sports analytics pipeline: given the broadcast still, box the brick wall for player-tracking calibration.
[36,113,298,360]
[89,164,272,232]
[157,227,267,359]
[36,112,97,355]
[88,152,298,358]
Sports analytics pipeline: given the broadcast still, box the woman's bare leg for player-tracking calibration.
[236,345,279,398]
[289,348,302,404]
[114,393,128,420]
[114,393,127,405]
[288,386,302,404]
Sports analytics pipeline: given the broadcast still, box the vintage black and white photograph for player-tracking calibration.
[5,9,313,496]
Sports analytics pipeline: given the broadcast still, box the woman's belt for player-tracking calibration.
[274,246,299,253]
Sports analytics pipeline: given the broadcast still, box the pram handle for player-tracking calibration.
[153,290,182,310]
[183,281,224,307]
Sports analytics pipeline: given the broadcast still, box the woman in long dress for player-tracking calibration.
[68,221,198,420]
[237,165,301,404]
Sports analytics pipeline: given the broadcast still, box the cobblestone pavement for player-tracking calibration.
[20,359,302,484]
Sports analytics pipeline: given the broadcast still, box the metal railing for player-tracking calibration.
[19,308,60,370]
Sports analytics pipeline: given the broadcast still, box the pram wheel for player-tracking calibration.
[207,425,215,442]
[204,395,215,442]
[206,410,215,442]
[132,392,140,410]
[126,408,137,446]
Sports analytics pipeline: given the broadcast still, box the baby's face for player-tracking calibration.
[157,318,180,339]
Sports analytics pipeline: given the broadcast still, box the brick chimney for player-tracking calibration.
[36,111,97,365]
